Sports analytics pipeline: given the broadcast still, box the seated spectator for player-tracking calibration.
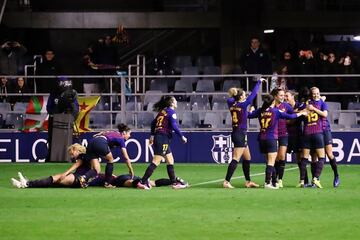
[0,76,10,103]
[10,77,30,107]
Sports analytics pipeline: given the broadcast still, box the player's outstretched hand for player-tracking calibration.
[104,182,116,188]
[182,136,187,144]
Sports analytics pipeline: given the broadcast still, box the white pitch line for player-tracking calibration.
[190,167,299,187]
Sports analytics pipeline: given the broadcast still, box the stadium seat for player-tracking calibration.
[222,79,241,91]
[249,118,260,130]
[212,101,228,120]
[180,112,199,128]
[195,80,215,92]
[146,102,155,111]
[136,112,154,128]
[212,93,228,103]
[338,112,357,129]
[190,94,209,105]
[348,102,360,118]
[4,113,24,130]
[191,101,210,122]
[174,79,193,92]
[13,102,28,113]
[149,79,169,93]
[225,112,232,127]
[326,101,341,123]
[180,66,199,84]
[0,113,3,128]
[195,56,214,68]
[203,112,223,128]
[90,112,111,129]
[143,90,162,108]
[0,102,11,114]
[202,66,222,85]
[173,56,192,71]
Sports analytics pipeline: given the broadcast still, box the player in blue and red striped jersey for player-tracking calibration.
[11,143,92,188]
[248,94,307,189]
[223,78,266,189]
[284,90,310,186]
[271,88,294,188]
[78,124,134,188]
[89,173,188,188]
[137,96,188,190]
[320,96,340,187]
[298,87,328,188]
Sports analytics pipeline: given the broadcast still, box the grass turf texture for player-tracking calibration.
[0,163,359,240]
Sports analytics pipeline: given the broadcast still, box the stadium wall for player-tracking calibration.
[0,132,359,164]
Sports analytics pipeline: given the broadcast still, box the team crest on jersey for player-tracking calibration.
[211,134,233,164]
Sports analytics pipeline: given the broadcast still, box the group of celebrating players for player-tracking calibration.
[11,78,340,190]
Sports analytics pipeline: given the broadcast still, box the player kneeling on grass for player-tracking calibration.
[137,96,188,190]
[88,173,189,188]
[11,143,92,188]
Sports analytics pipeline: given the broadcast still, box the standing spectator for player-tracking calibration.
[0,41,27,75]
[240,37,272,81]
[36,49,63,93]
[10,77,30,107]
[0,76,10,103]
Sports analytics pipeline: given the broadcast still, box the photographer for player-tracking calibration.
[0,40,27,75]
[46,77,79,162]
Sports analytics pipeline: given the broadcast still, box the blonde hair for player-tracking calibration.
[228,87,238,97]
[68,143,86,154]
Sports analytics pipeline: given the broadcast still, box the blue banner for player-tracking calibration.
[0,132,359,164]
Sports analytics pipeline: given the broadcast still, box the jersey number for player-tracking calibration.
[261,118,271,129]
[307,112,318,123]
[232,112,238,123]
[156,116,164,127]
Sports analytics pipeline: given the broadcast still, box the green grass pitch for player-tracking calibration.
[1,163,360,240]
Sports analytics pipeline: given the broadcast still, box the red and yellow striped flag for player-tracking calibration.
[74,96,100,132]
[22,96,49,132]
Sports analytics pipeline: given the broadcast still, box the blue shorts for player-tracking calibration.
[302,133,325,149]
[231,130,247,148]
[278,136,288,147]
[153,134,171,156]
[323,130,333,146]
[259,139,278,154]
[87,137,111,160]
[287,136,301,153]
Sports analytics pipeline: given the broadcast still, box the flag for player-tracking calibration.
[74,96,100,132]
[22,96,49,132]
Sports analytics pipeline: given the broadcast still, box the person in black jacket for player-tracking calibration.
[36,49,63,93]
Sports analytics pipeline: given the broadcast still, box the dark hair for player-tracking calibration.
[298,87,310,103]
[117,123,130,132]
[261,94,274,111]
[153,95,174,112]
[270,88,284,97]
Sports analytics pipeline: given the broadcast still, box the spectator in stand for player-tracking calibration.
[338,52,357,108]
[318,52,341,97]
[0,76,10,103]
[0,40,27,75]
[240,37,272,87]
[10,77,30,108]
[270,64,289,91]
[36,49,63,93]
[297,49,316,87]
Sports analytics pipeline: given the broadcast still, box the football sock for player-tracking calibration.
[300,158,308,181]
[167,165,176,184]
[311,161,316,179]
[314,158,325,179]
[142,163,157,183]
[105,163,114,183]
[28,176,53,188]
[271,167,277,185]
[265,165,274,184]
[242,160,251,181]
[278,160,286,180]
[274,161,280,178]
[155,178,172,187]
[225,159,238,182]
[329,157,339,177]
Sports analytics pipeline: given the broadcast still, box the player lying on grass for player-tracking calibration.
[88,173,189,188]
[11,143,91,188]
